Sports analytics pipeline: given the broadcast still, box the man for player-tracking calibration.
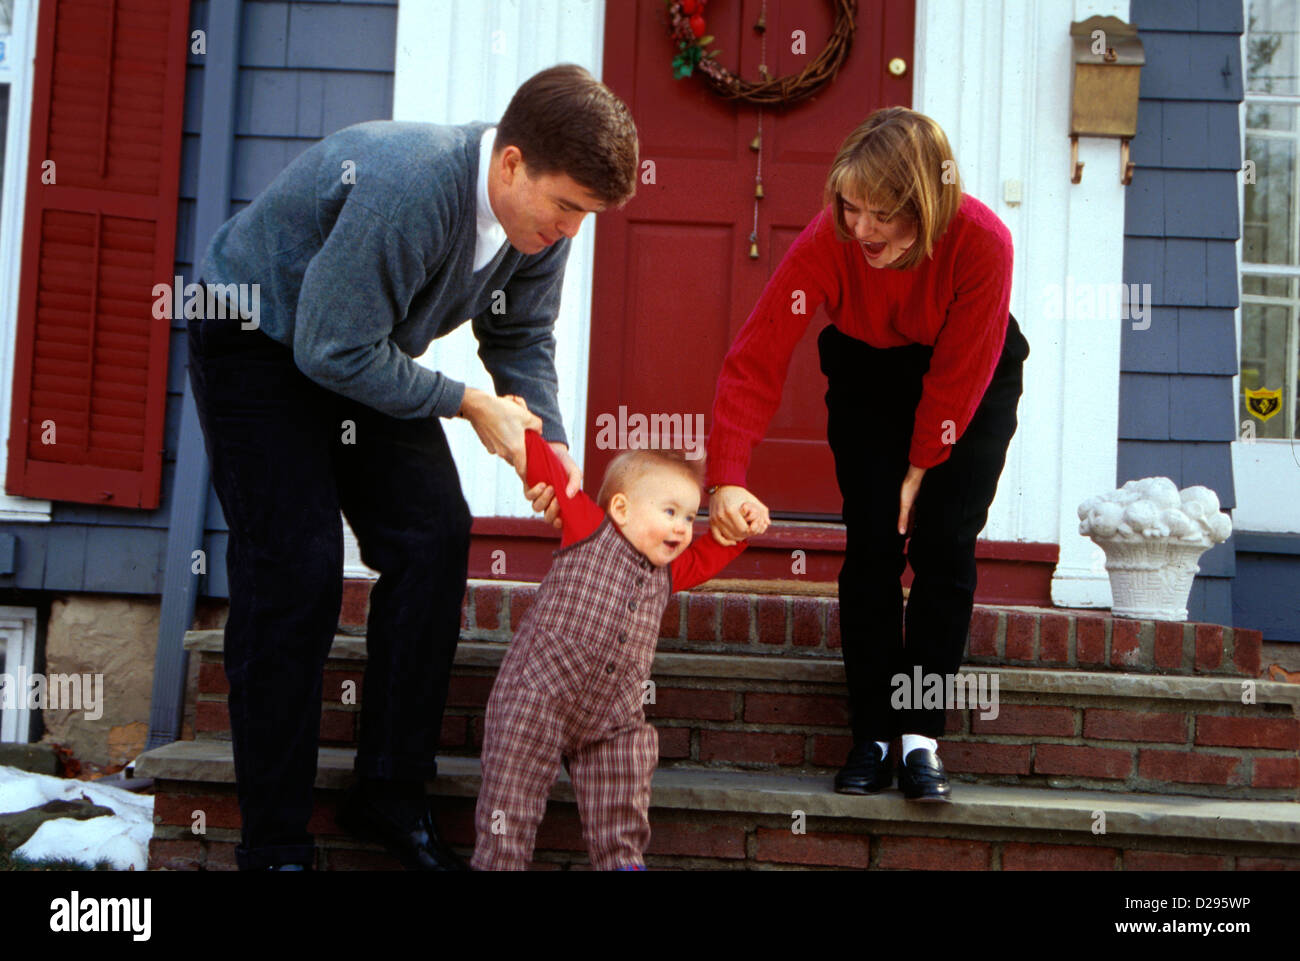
[188,64,638,870]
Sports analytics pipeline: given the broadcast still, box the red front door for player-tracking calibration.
[589,0,914,517]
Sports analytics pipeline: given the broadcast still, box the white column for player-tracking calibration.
[391,0,604,516]
[915,0,1128,607]
[339,1,605,578]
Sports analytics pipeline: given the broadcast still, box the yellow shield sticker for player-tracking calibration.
[1245,386,1282,422]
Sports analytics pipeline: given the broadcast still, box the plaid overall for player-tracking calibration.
[472,516,670,870]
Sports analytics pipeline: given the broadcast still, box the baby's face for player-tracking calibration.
[612,468,702,567]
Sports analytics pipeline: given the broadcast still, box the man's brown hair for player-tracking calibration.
[496,63,639,207]
[823,106,963,271]
[597,448,705,512]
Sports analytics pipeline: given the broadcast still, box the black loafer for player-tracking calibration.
[834,741,894,795]
[898,748,952,802]
[337,781,470,871]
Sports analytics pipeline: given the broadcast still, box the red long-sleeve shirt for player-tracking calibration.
[524,430,745,592]
[707,193,1014,487]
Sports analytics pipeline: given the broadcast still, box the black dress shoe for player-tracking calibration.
[898,748,952,802]
[834,741,894,795]
[337,782,470,871]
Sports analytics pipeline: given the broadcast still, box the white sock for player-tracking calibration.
[902,734,938,761]
[875,740,890,759]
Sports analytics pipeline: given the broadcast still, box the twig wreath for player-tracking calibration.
[665,0,858,107]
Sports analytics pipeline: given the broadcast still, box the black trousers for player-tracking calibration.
[819,317,1028,742]
[186,309,472,870]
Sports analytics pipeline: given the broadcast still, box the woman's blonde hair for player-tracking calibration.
[823,107,963,271]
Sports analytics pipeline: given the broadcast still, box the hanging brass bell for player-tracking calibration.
[749,240,760,259]
[750,134,761,151]
[755,181,765,199]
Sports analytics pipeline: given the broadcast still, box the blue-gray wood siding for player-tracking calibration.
[1120,0,1243,626]
[1232,532,1300,643]
[0,0,397,594]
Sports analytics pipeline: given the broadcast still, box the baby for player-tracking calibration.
[472,429,766,870]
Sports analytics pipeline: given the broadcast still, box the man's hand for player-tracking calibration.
[495,394,580,528]
[898,464,927,536]
[709,485,771,546]
[458,387,542,479]
[524,443,581,530]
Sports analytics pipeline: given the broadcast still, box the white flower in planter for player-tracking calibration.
[1078,477,1232,621]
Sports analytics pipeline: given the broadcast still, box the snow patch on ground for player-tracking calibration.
[0,765,154,871]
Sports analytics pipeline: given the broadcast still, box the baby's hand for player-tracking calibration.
[741,502,769,537]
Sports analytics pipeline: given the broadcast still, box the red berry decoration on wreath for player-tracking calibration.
[667,0,715,79]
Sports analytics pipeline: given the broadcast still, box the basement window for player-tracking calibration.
[0,605,37,742]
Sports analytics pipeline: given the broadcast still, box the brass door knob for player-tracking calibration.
[888,57,908,76]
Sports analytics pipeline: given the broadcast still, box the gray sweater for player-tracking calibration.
[201,120,570,445]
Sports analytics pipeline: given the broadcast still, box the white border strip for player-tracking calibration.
[0,0,50,522]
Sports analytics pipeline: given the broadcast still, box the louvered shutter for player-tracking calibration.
[5,0,188,508]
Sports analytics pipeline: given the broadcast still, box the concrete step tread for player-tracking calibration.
[135,739,1300,846]
[184,634,1300,707]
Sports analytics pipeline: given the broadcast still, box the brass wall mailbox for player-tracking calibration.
[1069,15,1145,185]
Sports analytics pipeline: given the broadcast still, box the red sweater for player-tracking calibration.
[707,193,1014,486]
[524,430,746,592]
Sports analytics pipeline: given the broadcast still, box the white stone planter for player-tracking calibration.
[1078,478,1232,621]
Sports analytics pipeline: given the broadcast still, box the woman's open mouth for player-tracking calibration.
[862,241,887,256]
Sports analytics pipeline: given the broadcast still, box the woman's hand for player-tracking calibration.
[709,485,771,546]
[459,387,541,480]
[898,464,927,536]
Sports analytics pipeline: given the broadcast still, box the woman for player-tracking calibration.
[707,107,1029,802]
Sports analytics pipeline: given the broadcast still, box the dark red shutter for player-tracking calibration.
[5,0,188,508]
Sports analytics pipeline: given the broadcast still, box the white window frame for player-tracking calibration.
[0,0,50,522]
[0,604,38,742]
[1233,3,1300,534]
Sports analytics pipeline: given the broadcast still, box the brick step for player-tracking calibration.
[316,580,1270,677]
[135,740,1300,871]
[187,633,1300,801]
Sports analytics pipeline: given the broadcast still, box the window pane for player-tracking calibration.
[1247,102,1295,132]
[1239,301,1297,439]
[1244,104,1299,266]
[0,1,12,37]
[1248,0,1300,95]
[1244,274,1295,297]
